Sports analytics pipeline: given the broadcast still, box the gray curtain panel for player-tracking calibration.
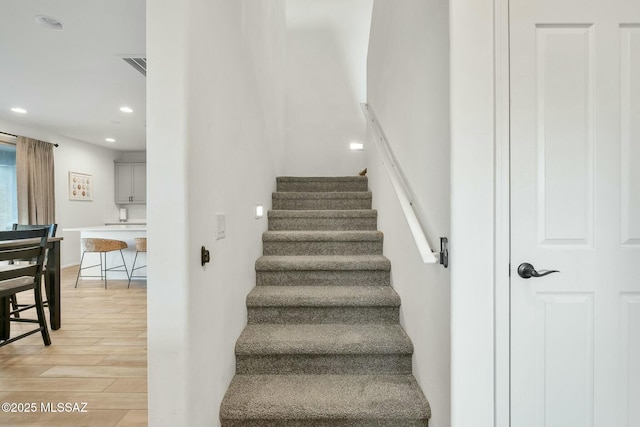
[16,137,55,224]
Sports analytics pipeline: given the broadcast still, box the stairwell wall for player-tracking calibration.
[284,0,372,176]
[147,1,286,426]
[366,0,451,426]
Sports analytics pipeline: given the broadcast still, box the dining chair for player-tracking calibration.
[0,228,51,347]
[10,224,57,317]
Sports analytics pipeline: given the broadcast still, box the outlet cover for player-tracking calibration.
[216,213,225,239]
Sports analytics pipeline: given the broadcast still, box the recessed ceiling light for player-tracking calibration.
[34,15,64,30]
[105,138,116,143]
[349,142,364,151]
[119,106,133,113]
[10,107,27,114]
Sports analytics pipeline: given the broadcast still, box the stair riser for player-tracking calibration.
[247,306,399,324]
[236,354,412,375]
[268,217,377,231]
[263,241,383,256]
[277,181,368,192]
[222,419,428,427]
[256,270,390,287]
[273,198,372,210]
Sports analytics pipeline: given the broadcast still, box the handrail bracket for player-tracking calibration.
[439,237,449,268]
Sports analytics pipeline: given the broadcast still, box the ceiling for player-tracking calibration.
[0,0,146,151]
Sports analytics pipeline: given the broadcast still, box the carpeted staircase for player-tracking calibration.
[220,176,431,427]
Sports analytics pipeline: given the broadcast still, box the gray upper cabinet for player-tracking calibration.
[115,162,146,204]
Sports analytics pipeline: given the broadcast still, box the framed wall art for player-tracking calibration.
[69,171,93,201]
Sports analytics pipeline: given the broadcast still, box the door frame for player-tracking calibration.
[494,0,511,425]
[449,0,512,423]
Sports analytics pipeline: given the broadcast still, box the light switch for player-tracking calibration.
[216,213,226,239]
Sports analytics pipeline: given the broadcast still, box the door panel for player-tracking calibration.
[535,293,594,427]
[510,0,640,425]
[620,294,640,426]
[535,24,595,246]
[621,26,640,246]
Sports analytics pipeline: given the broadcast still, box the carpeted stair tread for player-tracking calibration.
[263,230,383,242]
[256,255,390,271]
[246,286,400,324]
[220,374,430,425]
[247,286,400,307]
[273,191,372,200]
[277,176,368,183]
[268,209,378,219]
[272,192,372,210]
[267,210,378,231]
[277,176,368,192]
[236,324,412,355]
[262,231,384,255]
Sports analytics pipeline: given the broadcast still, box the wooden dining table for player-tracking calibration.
[0,236,63,340]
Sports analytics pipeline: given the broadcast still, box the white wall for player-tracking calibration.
[0,119,120,267]
[284,0,372,176]
[147,0,286,425]
[449,0,497,425]
[147,0,190,423]
[54,139,120,267]
[116,151,146,163]
[366,0,451,425]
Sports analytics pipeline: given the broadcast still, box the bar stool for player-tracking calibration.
[75,238,129,289]
[128,237,147,288]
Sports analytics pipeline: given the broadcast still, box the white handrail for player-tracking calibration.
[360,103,439,264]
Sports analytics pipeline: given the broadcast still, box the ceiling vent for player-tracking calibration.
[122,57,146,77]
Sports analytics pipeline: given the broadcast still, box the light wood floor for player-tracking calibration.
[0,266,147,427]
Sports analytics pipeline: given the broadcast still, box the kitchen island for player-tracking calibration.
[63,224,147,282]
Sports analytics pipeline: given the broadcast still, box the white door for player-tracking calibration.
[510,0,640,425]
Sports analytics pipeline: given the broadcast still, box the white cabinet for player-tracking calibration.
[115,162,146,204]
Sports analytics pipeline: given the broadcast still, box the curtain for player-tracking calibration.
[16,137,55,224]
[0,143,17,230]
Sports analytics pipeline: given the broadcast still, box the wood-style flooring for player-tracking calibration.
[0,266,147,427]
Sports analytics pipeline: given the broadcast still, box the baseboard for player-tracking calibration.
[61,263,80,269]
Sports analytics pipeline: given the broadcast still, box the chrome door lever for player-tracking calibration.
[517,262,559,279]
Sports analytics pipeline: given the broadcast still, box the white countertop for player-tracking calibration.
[63,225,147,232]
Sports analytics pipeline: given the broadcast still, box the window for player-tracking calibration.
[0,142,17,231]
